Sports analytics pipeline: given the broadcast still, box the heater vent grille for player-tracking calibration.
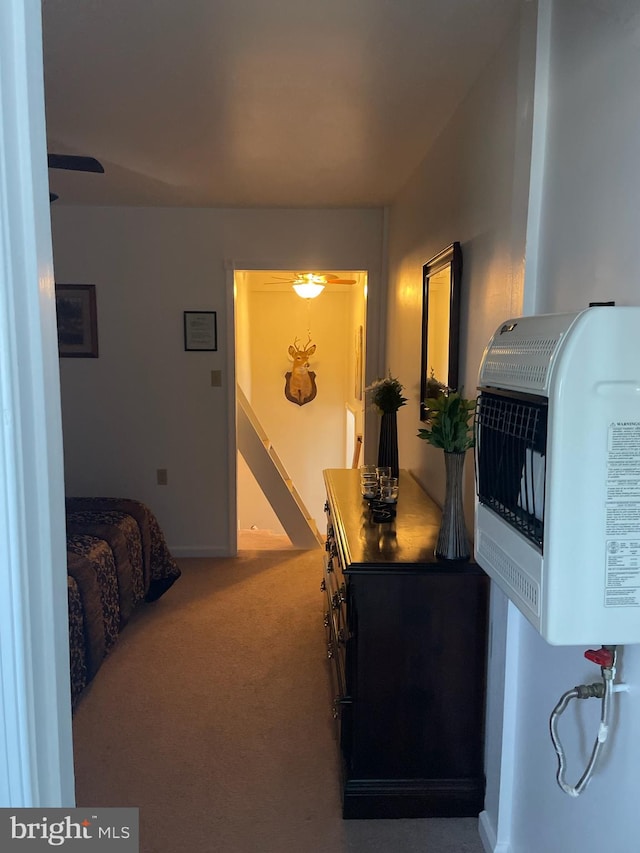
[475,391,547,549]
[478,531,540,614]
[491,337,560,357]
[482,360,548,387]
[481,337,562,390]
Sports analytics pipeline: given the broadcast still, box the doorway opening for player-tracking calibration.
[234,268,368,550]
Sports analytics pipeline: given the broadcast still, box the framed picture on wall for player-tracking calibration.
[184,311,217,351]
[55,284,99,358]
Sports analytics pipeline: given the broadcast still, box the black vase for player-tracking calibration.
[377,411,399,478]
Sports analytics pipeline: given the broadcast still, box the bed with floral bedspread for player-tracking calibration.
[65,497,181,707]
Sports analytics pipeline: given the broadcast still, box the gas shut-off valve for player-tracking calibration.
[549,645,628,797]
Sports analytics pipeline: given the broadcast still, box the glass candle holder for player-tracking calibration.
[360,466,379,499]
[381,477,399,503]
[361,482,377,499]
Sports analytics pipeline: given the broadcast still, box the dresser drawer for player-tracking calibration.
[323,594,348,701]
[322,556,346,661]
[324,556,347,631]
[323,586,352,760]
[323,497,354,765]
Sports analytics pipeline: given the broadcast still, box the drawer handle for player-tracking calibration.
[332,696,349,719]
[331,592,341,610]
[323,611,330,628]
[327,642,334,659]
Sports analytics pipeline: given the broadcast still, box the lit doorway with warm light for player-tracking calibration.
[235,269,368,549]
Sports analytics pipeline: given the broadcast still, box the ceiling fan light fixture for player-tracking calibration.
[292,282,325,299]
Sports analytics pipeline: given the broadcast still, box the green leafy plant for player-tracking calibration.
[365,373,407,414]
[417,391,476,452]
[425,368,447,400]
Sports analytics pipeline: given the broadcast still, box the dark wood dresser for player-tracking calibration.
[322,468,488,819]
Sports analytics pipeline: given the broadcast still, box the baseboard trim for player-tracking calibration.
[479,810,511,853]
[342,777,485,820]
[170,546,231,558]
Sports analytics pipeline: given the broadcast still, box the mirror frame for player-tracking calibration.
[419,241,462,422]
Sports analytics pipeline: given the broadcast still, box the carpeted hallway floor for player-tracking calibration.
[72,550,485,853]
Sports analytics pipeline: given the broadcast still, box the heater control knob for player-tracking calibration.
[584,648,614,668]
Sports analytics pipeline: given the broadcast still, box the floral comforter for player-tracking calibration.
[65,497,181,707]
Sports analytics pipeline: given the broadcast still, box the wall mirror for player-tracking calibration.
[419,241,462,421]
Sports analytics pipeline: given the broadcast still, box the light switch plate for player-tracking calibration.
[156,468,168,485]
[211,370,222,387]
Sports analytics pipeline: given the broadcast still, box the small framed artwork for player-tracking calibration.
[184,311,217,351]
[55,284,99,358]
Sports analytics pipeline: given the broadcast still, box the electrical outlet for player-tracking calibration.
[211,369,222,387]
[156,468,168,486]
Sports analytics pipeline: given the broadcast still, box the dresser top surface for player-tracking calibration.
[323,468,481,574]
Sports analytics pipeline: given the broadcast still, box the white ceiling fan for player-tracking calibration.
[269,272,357,285]
[267,272,357,298]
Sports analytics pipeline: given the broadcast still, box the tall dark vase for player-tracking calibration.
[435,451,470,561]
[377,411,399,478]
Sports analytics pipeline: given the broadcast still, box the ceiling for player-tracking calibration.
[42,0,519,208]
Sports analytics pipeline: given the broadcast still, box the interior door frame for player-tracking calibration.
[226,259,372,548]
[0,0,74,806]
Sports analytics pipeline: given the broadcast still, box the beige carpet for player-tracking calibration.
[72,550,484,853]
[237,529,297,550]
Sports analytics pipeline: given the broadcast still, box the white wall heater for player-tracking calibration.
[474,306,640,645]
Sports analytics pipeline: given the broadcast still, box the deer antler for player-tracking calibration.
[290,333,314,354]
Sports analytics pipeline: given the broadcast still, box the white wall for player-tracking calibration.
[51,206,383,554]
[386,7,533,531]
[534,1,640,315]
[506,3,640,852]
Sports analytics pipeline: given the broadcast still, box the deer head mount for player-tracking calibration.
[285,335,317,406]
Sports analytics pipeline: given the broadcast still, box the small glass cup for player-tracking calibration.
[376,466,392,481]
[361,482,377,499]
[381,477,399,504]
[360,466,378,499]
